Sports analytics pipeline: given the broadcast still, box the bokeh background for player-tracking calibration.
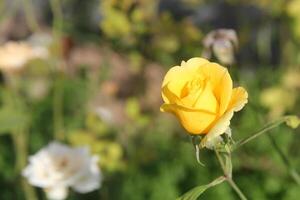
[0,0,299,199]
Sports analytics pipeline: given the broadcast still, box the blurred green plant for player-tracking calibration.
[68,112,125,173]
[0,0,299,200]
[99,0,202,65]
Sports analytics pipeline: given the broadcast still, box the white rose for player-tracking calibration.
[0,41,48,72]
[22,142,101,200]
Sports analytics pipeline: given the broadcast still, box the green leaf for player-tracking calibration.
[176,176,225,200]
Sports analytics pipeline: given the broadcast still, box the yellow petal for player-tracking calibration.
[228,87,248,111]
[160,103,216,114]
[161,83,182,104]
[161,83,218,112]
[161,58,209,103]
[181,80,218,113]
[201,109,234,148]
[161,103,216,134]
[200,87,248,148]
[199,63,233,115]
[183,57,210,70]
[161,66,192,103]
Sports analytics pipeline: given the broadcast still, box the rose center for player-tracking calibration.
[180,76,206,98]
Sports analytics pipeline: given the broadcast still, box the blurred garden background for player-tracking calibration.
[0,0,299,199]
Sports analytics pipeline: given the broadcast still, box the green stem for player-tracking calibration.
[233,118,286,150]
[53,75,64,140]
[22,0,40,32]
[50,0,64,33]
[290,169,300,185]
[267,134,300,185]
[4,76,38,200]
[50,0,65,140]
[12,129,38,200]
[214,150,248,200]
[21,179,38,200]
[226,178,247,200]
[12,130,27,173]
[215,149,226,172]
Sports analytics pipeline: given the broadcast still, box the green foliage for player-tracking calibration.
[0,0,299,199]
[0,106,28,134]
[177,176,225,200]
[99,0,203,65]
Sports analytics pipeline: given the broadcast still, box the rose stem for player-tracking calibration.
[53,75,64,140]
[50,0,65,140]
[233,117,287,150]
[8,82,38,200]
[23,0,40,32]
[267,134,300,185]
[233,116,300,184]
[214,150,248,200]
[13,129,38,200]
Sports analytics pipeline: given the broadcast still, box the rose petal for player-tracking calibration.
[161,103,216,134]
[162,58,209,102]
[160,103,216,114]
[199,63,233,115]
[161,83,182,104]
[181,80,218,113]
[228,87,248,111]
[161,83,207,113]
[200,86,248,148]
[71,156,101,193]
[183,57,209,70]
[200,109,234,148]
[161,66,187,103]
[45,187,68,200]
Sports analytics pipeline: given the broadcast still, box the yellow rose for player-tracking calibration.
[160,57,248,147]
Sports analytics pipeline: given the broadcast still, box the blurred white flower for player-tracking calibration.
[27,32,53,47]
[0,41,48,72]
[22,142,101,200]
[202,29,238,65]
[27,78,50,101]
[95,106,114,124]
